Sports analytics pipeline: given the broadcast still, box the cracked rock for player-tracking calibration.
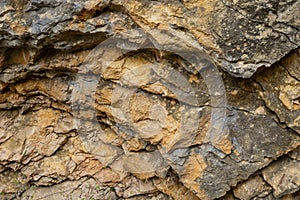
[0,0,300,199]
[233,175,272,200]
[262,156,300,198]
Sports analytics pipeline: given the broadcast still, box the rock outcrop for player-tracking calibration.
[0,0,299,199]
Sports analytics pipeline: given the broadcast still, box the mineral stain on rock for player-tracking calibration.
[0,0,300,199]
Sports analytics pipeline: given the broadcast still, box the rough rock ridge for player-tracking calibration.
[0,0,300,199]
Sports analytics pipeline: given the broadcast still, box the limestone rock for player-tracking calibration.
[0,109,69,168]
[1,0,299,77]
[21,178,118,200]
[233,175,272,200]
[123,151,169,180]
[154,175,200,200]
[289,146,300,161]
[122,177,157,198]
[0,0,300,199]
[0,170,27,194]
[256,49,300,133]
[262,156,300,198]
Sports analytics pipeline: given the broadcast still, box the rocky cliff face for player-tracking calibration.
[0,0,300,199]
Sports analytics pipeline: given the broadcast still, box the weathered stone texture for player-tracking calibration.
[0,0,300,200]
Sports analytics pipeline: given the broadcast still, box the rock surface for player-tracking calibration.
[0,0,300,200]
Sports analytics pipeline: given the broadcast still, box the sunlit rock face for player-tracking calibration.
[0,0,300,199]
